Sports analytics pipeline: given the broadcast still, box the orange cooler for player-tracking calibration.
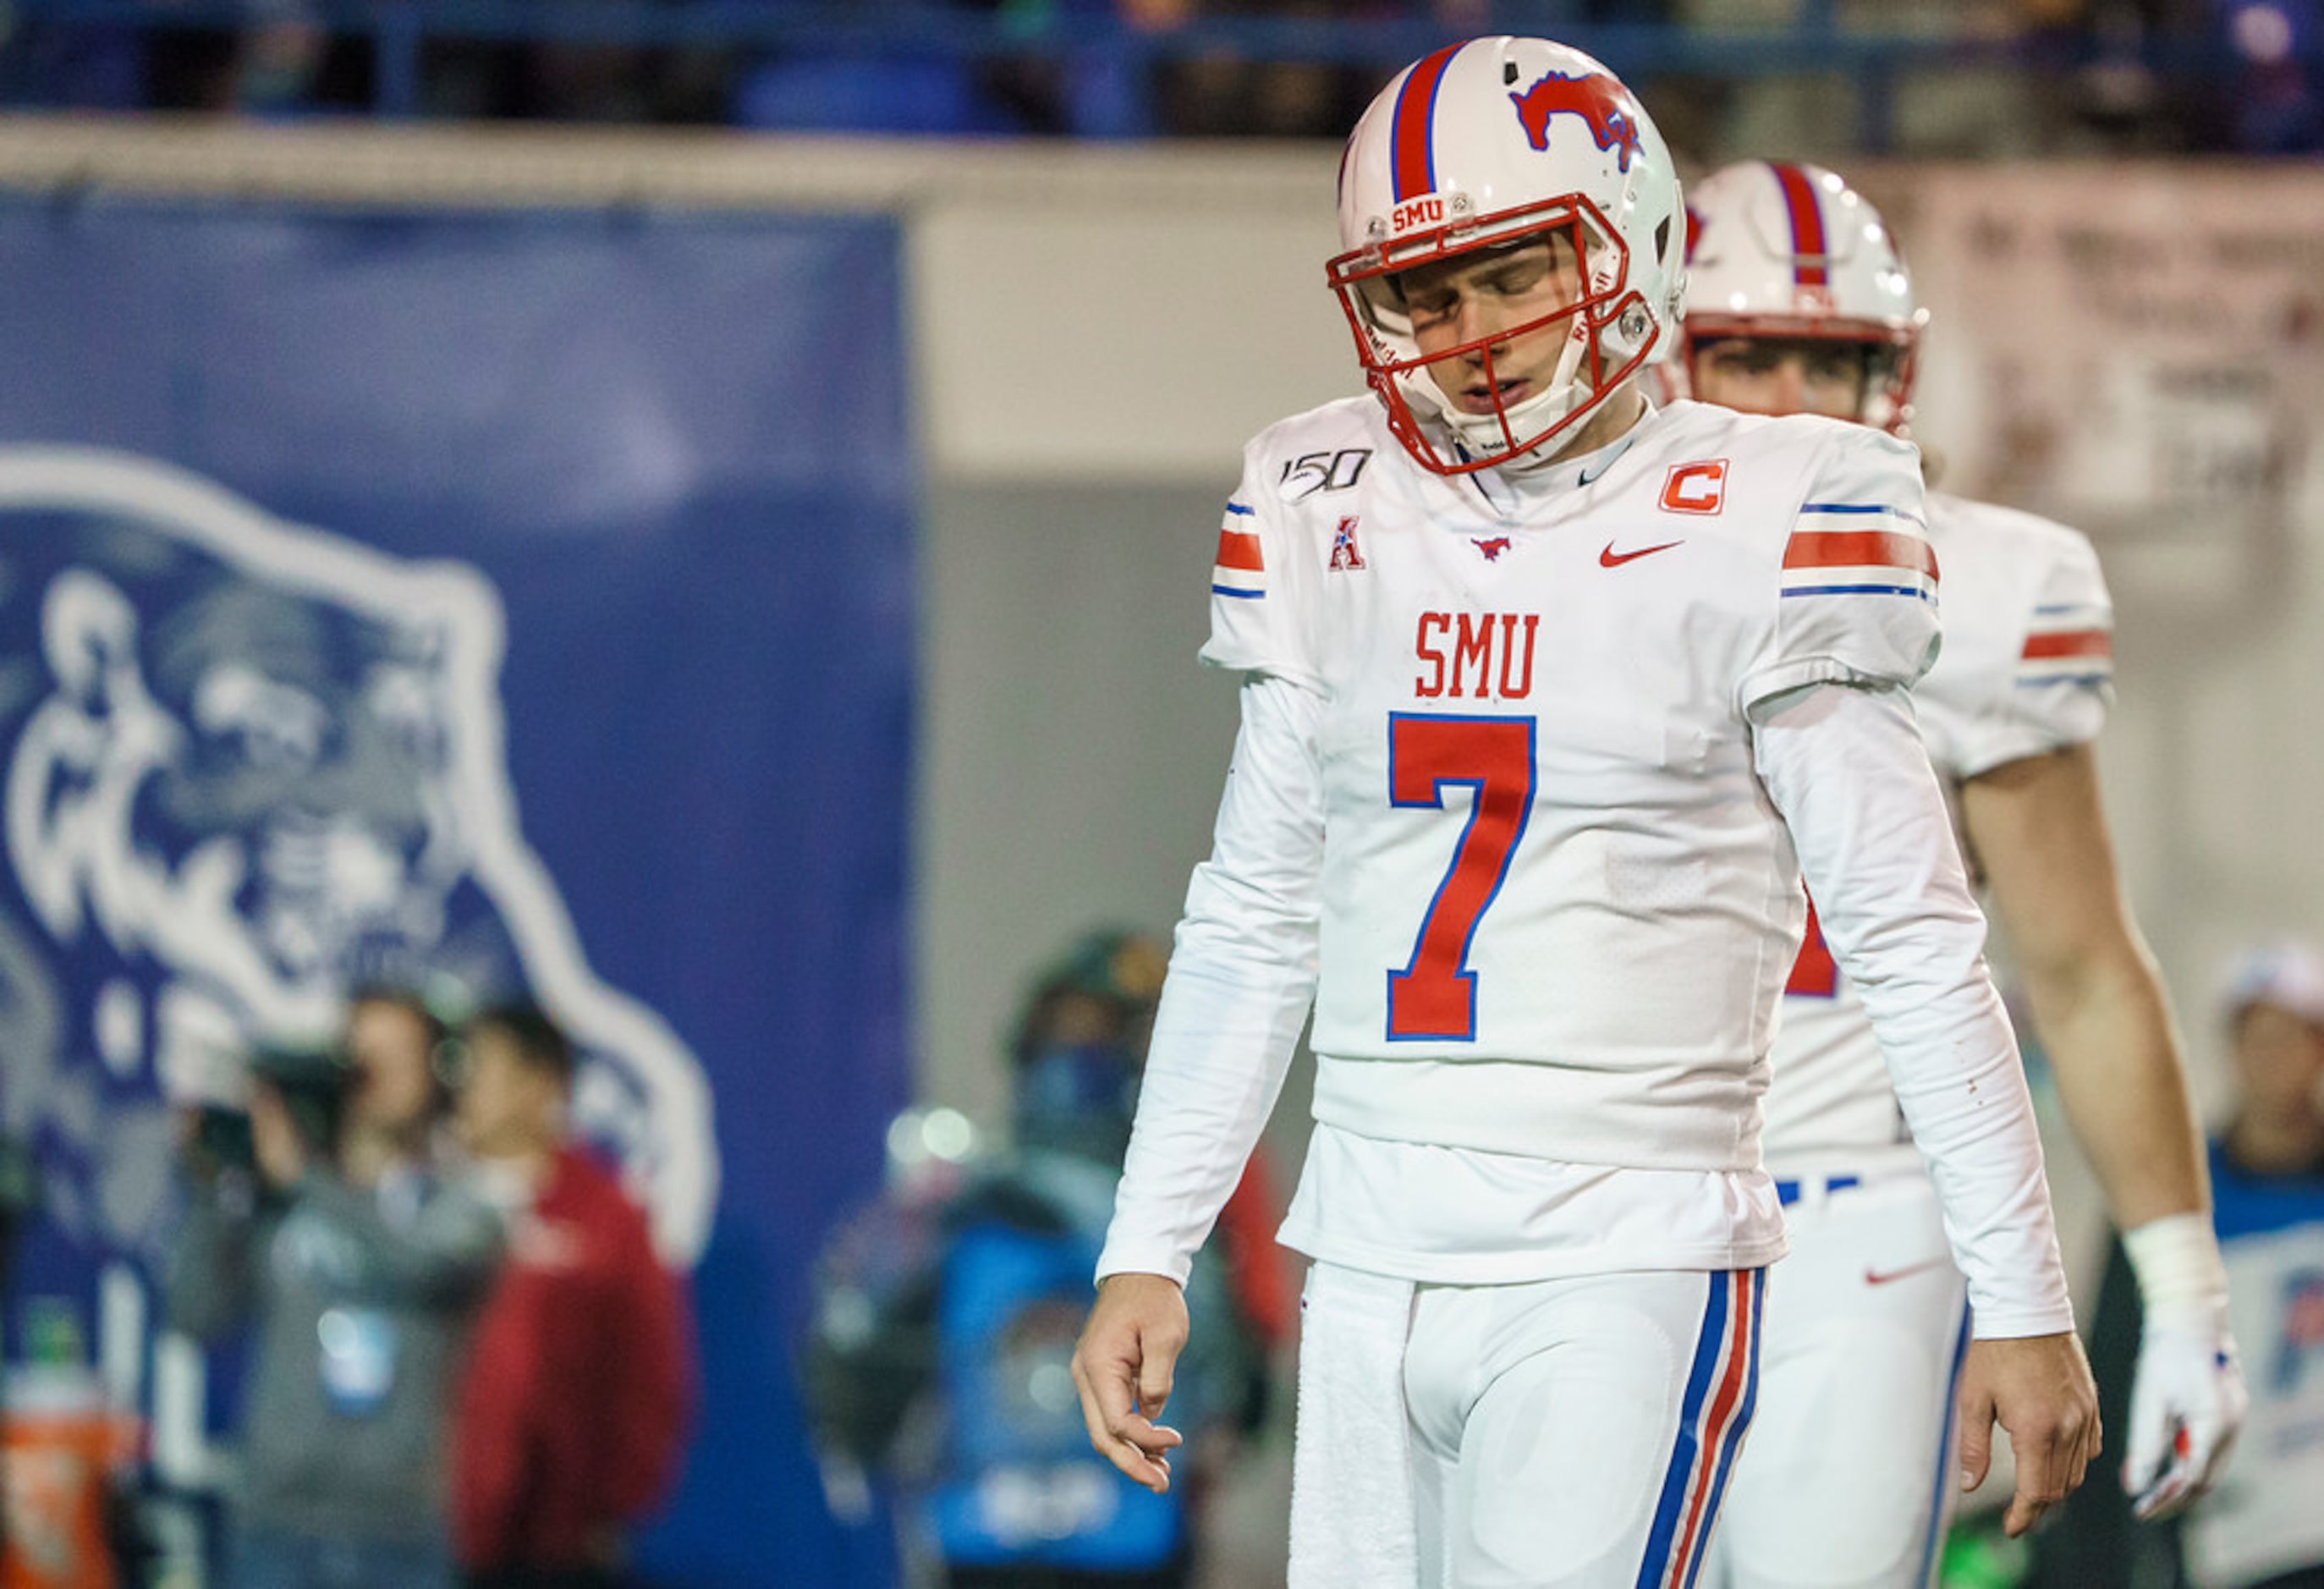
[2,1369,140,1589]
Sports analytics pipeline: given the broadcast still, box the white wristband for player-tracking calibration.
[2123,1212,2229,1311]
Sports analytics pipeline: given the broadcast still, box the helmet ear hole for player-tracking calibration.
[1654,215,1672,266]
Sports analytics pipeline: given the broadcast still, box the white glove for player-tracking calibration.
[2123,1215,2249,1520]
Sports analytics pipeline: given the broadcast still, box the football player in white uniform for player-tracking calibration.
[1069,41,2099,1588]
[1677,161,2249,1589]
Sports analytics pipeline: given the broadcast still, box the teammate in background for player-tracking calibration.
[2035,945,2324,1589]
[1673,160,2247,1589]
[1070,37,2098,1588]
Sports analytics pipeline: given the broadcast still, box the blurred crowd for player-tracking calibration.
[3,0,2319,154]
[38,992,701,1589]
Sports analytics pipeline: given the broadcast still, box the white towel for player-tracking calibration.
[1288,1262,1421,1588]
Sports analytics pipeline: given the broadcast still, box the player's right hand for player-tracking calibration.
[1071,1271,1190,1494]
[1956,1330,2102,1537]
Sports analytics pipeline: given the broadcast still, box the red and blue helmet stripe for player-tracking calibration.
[1390,43,1466,201]
[1766,162,1830,288]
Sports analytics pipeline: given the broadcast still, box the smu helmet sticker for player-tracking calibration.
[1509,69,1644,172]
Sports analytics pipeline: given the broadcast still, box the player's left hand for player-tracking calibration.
[2123,1301,2247,1520]
[1958,1330,2102,1538]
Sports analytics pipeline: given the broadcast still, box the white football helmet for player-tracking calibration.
[1329,36,1686,475]
[1678,160,1928,432]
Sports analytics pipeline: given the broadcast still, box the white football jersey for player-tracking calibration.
[1208,396,1938,1171]
[1761,492,2115,1165]
[1103,399,2072,1333]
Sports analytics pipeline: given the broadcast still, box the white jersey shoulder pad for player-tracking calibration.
[1200,397,1382,684]
[1712,410,1937,716]
[1920,491,2113,778]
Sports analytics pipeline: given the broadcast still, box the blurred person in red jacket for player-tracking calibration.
[447,1002,697,1589]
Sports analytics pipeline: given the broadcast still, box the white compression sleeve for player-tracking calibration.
[1754,681,2074,1337]
[1096,671,1325,1286]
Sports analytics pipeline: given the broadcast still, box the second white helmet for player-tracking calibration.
[1679,160,1928,432]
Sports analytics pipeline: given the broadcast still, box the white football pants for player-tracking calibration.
[1700,1172,1970,1589]
[1292,1258,1768,1589]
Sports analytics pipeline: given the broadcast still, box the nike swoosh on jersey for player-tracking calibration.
[1864,1257,1951,1287]
[1600,539,1684,568]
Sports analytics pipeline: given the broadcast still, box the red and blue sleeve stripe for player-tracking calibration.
[2018,600,2114,686]
[1213,501,1265,600]
[1781,506,1939,602]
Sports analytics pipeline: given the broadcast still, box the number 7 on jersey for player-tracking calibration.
[1387,713,1537,1041]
